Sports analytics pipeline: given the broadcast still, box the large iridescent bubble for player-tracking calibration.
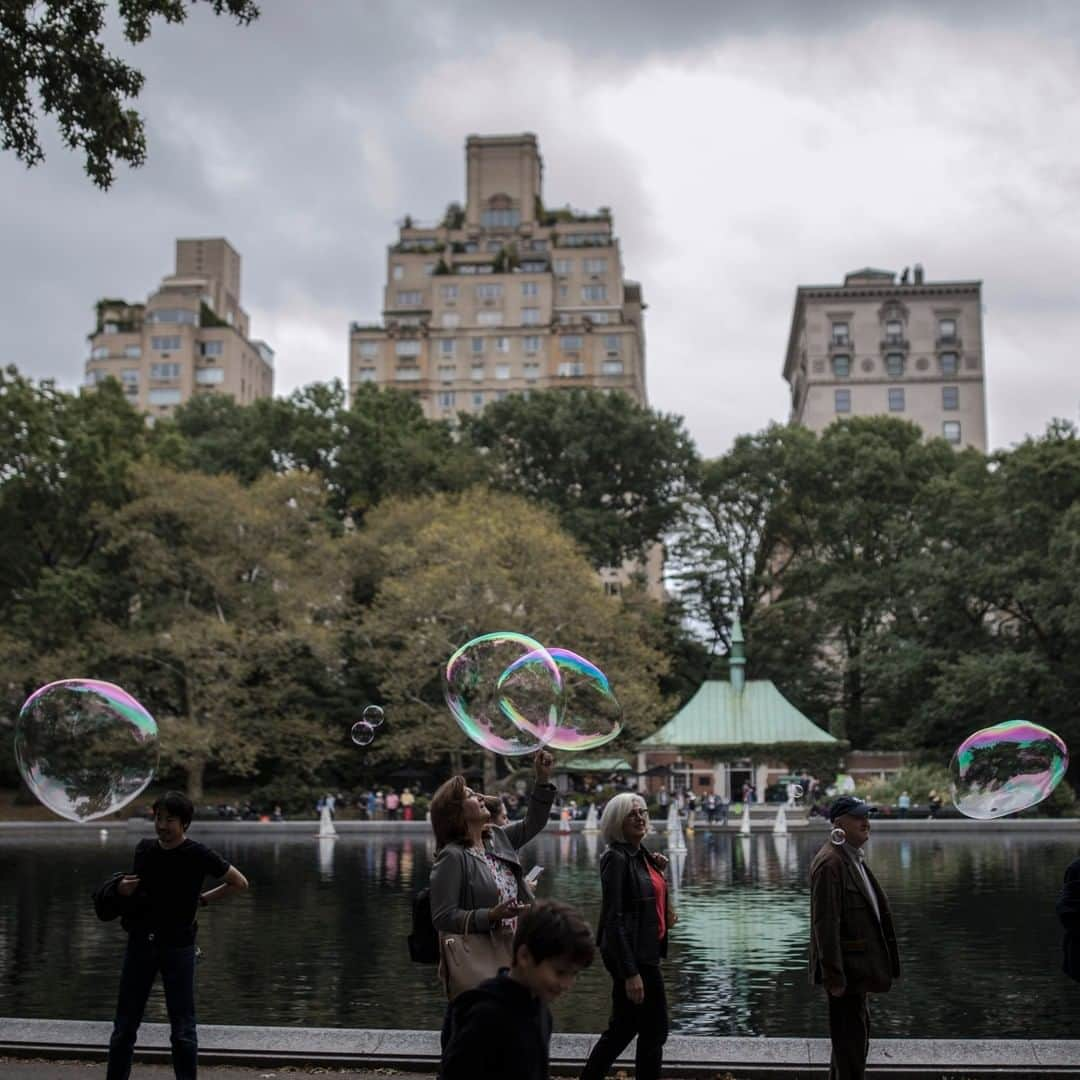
[950,719,1068,820]
[15,680,159,822]
[443,633,561,756]
[500,647,622,751]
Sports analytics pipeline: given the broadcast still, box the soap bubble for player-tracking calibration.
[501,647,622,751]
[350,721,375,747]
[829,827,847,846]
[363,705,385,729]
[14,679,158,823]
[950,719,1068,820]
[444,632,561,756]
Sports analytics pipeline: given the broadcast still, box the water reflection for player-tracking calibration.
[0,829,1078,1038]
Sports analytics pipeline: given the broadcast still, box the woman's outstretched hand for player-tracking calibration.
[533,749,554,785]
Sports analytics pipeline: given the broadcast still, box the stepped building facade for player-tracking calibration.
[85,237,274,416]
[348,133,647,417]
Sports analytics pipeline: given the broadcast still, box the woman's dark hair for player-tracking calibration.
[152,791,194,829]
[430,775,473,849]
[484,795,507,821]
[512,899,595,969]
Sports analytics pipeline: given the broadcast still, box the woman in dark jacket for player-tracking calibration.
[428,751,556,990]
[580,792,676,1080]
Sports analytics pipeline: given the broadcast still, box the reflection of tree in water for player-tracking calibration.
[16,686,157,821]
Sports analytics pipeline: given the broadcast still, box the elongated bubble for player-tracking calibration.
[444,632,561,756]
[15,679,159,823]
[950,719,1068,820]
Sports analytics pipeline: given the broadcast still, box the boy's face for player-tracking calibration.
[154,808,187,847]
[514,947,584,1004]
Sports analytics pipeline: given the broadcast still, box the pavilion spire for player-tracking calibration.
[729,616,746,694]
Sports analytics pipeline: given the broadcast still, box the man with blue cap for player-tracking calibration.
[808,796,900,1080]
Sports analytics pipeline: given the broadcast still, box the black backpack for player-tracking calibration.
[408,887,439,964]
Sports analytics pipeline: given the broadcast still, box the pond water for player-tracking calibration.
[1,826,1077,1038]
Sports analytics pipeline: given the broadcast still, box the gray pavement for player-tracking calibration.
[0,1062,428,1079]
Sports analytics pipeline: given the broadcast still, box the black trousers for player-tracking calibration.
[827,990,870,1080]
[580,963,668,1080]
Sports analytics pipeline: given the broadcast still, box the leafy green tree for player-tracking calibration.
[349,487,672,785]
[461,389,699,568]
[1,0,259,188]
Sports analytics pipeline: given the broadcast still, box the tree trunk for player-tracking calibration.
[185,756,206,802]
[483,750,499,793]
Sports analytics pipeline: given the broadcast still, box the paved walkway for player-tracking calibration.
[0,1062,428,1079]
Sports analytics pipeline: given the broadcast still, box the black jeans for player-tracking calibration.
[827,989,870,1080]
[106,934,198,1080]
[580,963,668,1080]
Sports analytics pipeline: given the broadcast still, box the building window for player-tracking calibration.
[495,363,511,380]
[522,282,539,298]
[584,258,608,274]
[196,367,225,385]
[586,311,611,324]
[356,367,377,382]
[396,291,423,306]
[438,391,456,408]
[888,387,905,411]
[602,359,624,375]
[940,352,958,376]
[148,308,197,325]
[395,366,421,381]
[395,340,421,357]
[150,336,181,352]
[553,258,572,274]
[123,345,142,359]
[943,420,962,444]
[835,389,851,413]
[524,363,541,381]
[91,345,109,359]
[440,339,457,357]
[560,335,583,352]
[530,239,548,252]
[520,260,546,272]
[438,365,456,383]
[480,208,520,228]
[442,313,460,328]
[523,336,540,353]
[603,335,620,353]
[471,365,484,381]
[521,307,541,325]
[831,321,850,345]
[392,265,405,280]
[357,341,379,358]
[582,285,607,302]
[558,361,586,377]
[942,386,959,410]
[885,319,903,343]
[121,369,139,385]
[558,285,568,300]
[832,354,851,378]
[939,318,957,341]
[885,353,905,378]
[495,336,510,354]
[472,391,485,407]
[476,311,502,326]
[476,283,503,301]
[470,338,485,356]
[424,262,435,276]
[440,284,459,301]
[147,388,182,406]
[200,341,223,357]
[150,362,181,379]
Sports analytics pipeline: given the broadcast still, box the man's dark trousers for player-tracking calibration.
[106,934,198,1080]
[828,989,870,1080]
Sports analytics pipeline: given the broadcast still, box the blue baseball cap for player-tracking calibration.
[828,796,877,822]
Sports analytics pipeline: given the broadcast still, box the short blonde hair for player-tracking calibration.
[600,792,647,846]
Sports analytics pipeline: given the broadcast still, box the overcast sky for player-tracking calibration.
[3,0,1079,458]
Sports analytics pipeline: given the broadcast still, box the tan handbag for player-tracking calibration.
[438,910,515,1000]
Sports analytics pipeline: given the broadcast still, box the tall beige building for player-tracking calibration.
[348,133,647,416]
[783,266,987,451]
[85,238,274,416]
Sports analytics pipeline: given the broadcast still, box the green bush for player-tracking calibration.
[859,763,952,805]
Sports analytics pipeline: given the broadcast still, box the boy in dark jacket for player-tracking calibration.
[440,899,594,1080]
[106,791,248,1080]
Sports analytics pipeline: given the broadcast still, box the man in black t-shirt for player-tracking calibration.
[106,791,248,1080]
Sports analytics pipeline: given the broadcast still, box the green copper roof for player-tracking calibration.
[639,680,837,749]
[558,756,633,773]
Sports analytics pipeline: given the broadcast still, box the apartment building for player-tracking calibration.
[348,133,647,416]
[85,238,274,416]
[783,266,987,451]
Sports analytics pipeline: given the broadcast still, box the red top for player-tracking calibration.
[646,861,667,941]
